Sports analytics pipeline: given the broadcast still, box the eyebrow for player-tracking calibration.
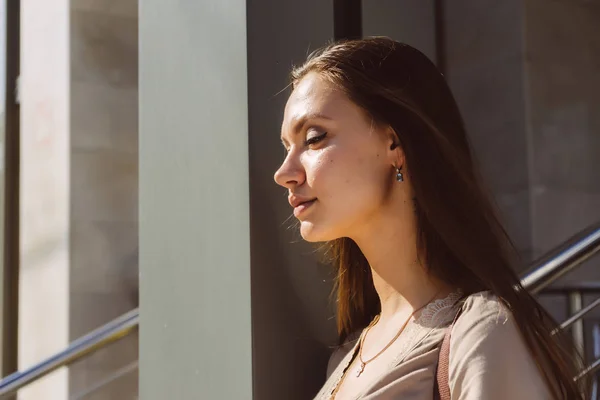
[280,112,333,146]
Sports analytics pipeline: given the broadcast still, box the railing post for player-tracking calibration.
[569,290,585,357]
[592,322,600,400]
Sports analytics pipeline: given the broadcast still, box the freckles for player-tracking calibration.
[309,156,327,181]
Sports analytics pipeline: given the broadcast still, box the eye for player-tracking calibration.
[304,131,328,147]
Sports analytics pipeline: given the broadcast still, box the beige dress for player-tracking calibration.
[314,291,552,400]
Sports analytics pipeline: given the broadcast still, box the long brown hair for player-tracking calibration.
[290,37,587,399]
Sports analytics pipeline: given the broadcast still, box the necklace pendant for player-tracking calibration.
[356,362,366,377]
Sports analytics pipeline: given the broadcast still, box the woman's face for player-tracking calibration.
[274,72,399,242]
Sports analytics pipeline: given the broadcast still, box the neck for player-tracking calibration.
[350,201,452,323]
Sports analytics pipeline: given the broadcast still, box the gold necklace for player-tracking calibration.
[355,289,443,378]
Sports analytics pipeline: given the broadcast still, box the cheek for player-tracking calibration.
[305,148,347,194]
[310,147,384,207]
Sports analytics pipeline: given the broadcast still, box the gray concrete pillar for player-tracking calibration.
[139,0,253,398]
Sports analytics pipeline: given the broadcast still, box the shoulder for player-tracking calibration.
[454,290,510,332]
[450,291,518,374]
[448,291,551,399]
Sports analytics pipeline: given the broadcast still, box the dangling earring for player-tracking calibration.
[396,166,404,182]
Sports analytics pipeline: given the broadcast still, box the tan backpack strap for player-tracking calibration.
[436,326,453,400]
[435,301,465,400]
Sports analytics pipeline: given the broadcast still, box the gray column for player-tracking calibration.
[140,1,335,399]
[139,1,252,398]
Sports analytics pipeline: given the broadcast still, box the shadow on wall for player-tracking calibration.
[124,248,139,307]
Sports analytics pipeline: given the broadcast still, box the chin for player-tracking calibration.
[299,221,337,243]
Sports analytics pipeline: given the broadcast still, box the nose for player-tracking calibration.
[274,153,305,189]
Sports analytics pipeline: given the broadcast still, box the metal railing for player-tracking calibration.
[521,222,600,293]
[0,308,139,397]
[521,221,600,383]
[0,221,599,398]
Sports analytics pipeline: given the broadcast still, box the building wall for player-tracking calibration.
[362,0,436,63]
[69,0,139,398]
[525,0,600,274]
[443,0,534,266]
[444,0,600,270]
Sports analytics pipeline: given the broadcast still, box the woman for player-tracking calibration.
[274,37,587,399]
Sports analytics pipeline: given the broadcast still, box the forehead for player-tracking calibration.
[282,73,354,129]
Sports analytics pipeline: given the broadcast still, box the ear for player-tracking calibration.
[384,126,405,168]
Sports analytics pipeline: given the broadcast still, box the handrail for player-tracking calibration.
[559,297,600,331]
[519,221,600,383]
[577,358,600,382]
[0,308,139,398]
[521,221,600,294]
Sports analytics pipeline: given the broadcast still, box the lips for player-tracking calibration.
[289,195,317,209]
[293,199,316,217]
[289,195,317,218]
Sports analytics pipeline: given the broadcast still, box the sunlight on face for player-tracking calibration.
[274,72,394,242]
